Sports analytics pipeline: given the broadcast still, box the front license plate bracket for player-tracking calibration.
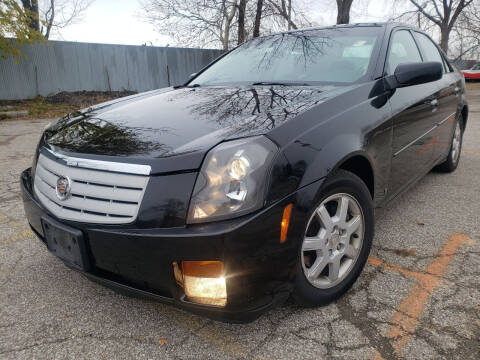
[41,216,90,271]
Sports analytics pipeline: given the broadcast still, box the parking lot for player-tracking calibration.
[0,90,479,360]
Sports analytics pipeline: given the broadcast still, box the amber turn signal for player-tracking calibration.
[182,260,224,278]
[280,204,293,243]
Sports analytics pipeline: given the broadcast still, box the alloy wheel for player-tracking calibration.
[301,193,365,289]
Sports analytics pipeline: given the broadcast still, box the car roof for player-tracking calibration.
[280,22,415,35]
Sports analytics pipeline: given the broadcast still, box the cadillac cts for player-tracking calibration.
[21,23,468,322]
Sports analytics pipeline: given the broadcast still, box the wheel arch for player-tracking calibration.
[332,152,375,200]
[461,105,468,131]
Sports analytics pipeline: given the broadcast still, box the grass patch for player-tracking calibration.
[0,91,136,120]
[0,97,78,119]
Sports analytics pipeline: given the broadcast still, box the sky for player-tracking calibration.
[56,0,171,46]
[54,0,397,47]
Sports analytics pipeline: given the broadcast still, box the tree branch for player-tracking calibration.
[409,0,442,25]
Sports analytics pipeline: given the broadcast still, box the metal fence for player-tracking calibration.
[0,40,224,100]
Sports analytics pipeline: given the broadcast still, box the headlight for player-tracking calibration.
[187,136,278,223]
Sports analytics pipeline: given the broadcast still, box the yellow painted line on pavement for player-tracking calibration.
[371,233,471,359]
[367,257,424,281]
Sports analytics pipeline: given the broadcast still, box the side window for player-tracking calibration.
[414,32,447,72]
[387,30,422,74]
[473,64,480,70]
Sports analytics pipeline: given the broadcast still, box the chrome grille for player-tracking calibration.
[34,153,149,224]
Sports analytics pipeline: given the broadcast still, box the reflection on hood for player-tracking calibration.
[47,116,174,156]
[44,85,356,159]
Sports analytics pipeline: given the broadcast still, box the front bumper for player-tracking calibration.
[21,168,316,322]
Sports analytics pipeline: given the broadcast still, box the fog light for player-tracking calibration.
[184,276,227,306]
[181,261,227,307]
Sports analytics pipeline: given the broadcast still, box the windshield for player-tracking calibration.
[190,27,381,86]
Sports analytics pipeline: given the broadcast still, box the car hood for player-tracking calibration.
[44,85,353,174]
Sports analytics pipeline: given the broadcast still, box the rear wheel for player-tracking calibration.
[293,170,374,306]
[435,118,463,173]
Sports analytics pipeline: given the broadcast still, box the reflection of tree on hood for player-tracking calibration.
[173,30,348,137]
[46,117,173,156]
[179,86,334,138]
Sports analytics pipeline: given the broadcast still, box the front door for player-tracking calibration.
[386,29,442,198]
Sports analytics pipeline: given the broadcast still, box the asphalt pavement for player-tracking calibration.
[0,90,479,360]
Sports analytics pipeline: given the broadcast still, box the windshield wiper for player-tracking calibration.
[173,83,201,89]
[251,81,310,86]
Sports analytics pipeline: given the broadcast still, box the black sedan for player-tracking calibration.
[21,22,468,322]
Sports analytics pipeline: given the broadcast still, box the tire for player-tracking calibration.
[293,169,374,307]
[435,116,463,173]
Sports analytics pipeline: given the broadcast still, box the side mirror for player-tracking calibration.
[393,61,443,88]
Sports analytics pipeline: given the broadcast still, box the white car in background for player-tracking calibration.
[461,63,480,80]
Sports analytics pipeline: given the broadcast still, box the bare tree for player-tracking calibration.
[140,0,239,50]
[41,0,94,39]
[253,0,263,37]
[265,0,297,29]
[19,0,94,39]
[397,0,475,54]
[450,0,480,60]
[221,0,238,49]
[336,0,354,24]
[255,1,314,36]
[237,0,247,44]
[286,0,292,30]
[140,0,313,49]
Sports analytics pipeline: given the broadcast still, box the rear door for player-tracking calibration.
[387,29,442,198]
[413,31,460,163]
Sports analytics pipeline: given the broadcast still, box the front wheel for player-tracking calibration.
[293,170,374,306]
